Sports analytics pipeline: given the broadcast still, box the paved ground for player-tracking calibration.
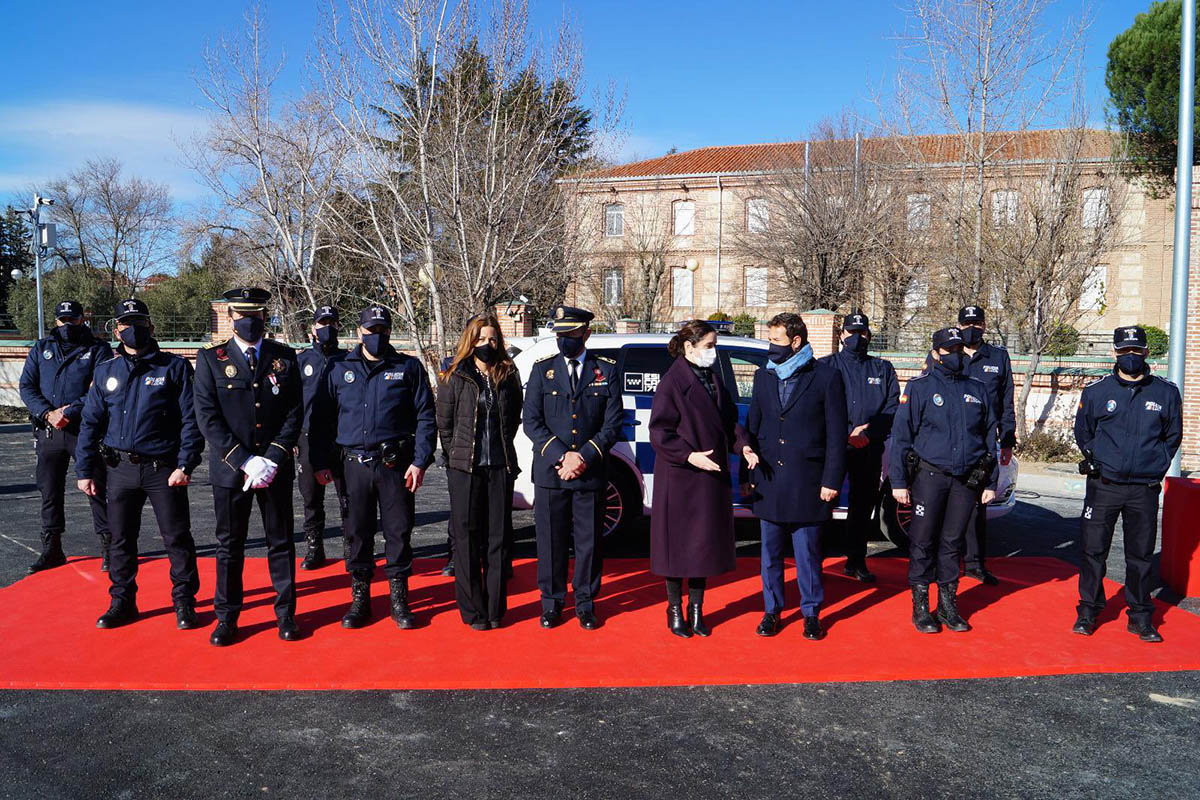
[0,424,1197,798]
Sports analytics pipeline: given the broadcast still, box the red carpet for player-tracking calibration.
[1,556,1198,690]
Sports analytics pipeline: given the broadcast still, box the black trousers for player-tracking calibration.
[106,459,198,605]
[447,466,509,624]
[964,499,989,570]
[534,486,603,614]
[907,465,979,586]
[296,433,347,537]
[35,428,108,538]
[211,473,296,624]
[844,446,883,564]
[1078,477,1159,623]
[343,457,415,579]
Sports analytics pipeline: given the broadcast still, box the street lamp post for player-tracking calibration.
[9,194,56,338]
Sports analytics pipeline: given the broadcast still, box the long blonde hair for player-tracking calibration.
[444,314,515,384]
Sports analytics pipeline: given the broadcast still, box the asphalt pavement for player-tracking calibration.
[0,424,1196,799]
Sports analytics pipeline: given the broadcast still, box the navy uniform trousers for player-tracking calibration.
[212,474,296,624]
[907,464,979,586]
[35,428,108,540]
[106,459,198,604]
[342,456,415,579]
[296,433,347,541]
[534,486,603,615]
[1078,476,1159,624]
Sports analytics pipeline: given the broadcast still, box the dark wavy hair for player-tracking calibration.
[768,312,807,344]
[667,319,717,359]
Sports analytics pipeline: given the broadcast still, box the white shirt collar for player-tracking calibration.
[233,336,263,358]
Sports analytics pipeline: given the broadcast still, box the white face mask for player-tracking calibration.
[688,346,717,369]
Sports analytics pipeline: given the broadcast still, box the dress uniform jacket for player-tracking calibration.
[965,342,1017,449]
[193,337,303,488]
[522,351,624,491]
[1073,370,1182,484]
[20,330,113,432]
[745,359,848,525]
[75,345,204,478]
[819,349,900,448]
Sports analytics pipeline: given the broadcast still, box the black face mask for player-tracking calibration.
[843,333,870,357]
[767,342,795,364]
[362,332,389,357]
[233,316,265,342]
[473,343,498,364]
[314,325,338,352]
[557,335,585,359]
[938,351,966,374]
[959,326,984,348]
[1117,352,1147,376]
[57,323,85,345]
[118,325,152,351]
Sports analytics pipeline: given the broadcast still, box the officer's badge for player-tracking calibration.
[343,370,355,383]
[272,358,285,374]
[42,350,52,359]
[555,307,565,320]
[932,393,944,407]
[224,364,238,378]
[593,367,606,383]
[304,364,314,377]
[1105,399,1117,412]
[546,368,555,380]
[215,347,229,362]
[105,376,119,392]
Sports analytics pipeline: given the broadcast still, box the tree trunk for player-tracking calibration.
[1015,350,1040,442]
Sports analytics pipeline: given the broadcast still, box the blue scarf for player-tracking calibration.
[765,343,813,381]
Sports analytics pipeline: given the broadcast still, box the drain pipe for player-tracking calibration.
[716,175,723,312]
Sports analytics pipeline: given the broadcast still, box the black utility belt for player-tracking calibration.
[918,459,963,479]
[1091,475,1161,488]
[101,446,173,470]
[342,437,414,469]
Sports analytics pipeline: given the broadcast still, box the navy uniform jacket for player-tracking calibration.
[19,330,113,433]
[298,345,347,432]
[1073,370,1182,484]
[819,349,900,449]
[744,360,848,524]
[75,344,204,478]
[889,365,998,490]
[310,344,436,470]
[521,351,623,491]
[965,342,1016,448]
[193,337,303,489]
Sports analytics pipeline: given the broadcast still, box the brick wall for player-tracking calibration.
[1181,179,1200,470]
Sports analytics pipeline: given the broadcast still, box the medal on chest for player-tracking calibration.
[268,373,280,395]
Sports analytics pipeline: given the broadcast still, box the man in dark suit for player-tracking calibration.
[746,313,847,640]
[521,305,624,630]
[193,287,304,646]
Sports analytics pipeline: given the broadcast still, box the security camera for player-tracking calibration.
[38,197,55,206]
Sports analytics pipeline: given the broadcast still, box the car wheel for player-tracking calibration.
[604,461,642,537]
[879,481,912,552]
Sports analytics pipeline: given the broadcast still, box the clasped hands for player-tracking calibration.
[241,455,279,491]
[556,451,587,481]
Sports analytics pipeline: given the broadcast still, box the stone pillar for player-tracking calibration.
[209,300,232,345]
[803,309,841,360]
[615,318,643,334]
[1181,178,1200,470]
[496,301,534,339]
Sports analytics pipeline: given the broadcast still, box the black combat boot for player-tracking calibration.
[389,576,416,629]
[174,598,200,630]
[28,531,66,574]
[99,533,111,573]
[911,584,941,633]
[936,581,971,632]
[667,603,691,638]
[299,531,326,571]
[96,598,138,629]
[341,571,373,629]
[688,602,711,637]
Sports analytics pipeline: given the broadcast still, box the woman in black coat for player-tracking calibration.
[649,320,758,637]
[435,315,523,629]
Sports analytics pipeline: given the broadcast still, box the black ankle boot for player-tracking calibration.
[667,603,691,638]
[300,531,326,571]
[911,584,941,633]
[688,602,710,637]
[99,533,111,573]
[28,531,66,574]
[96,598,138,629]
[390,576,416,629]
[341,572,373,629]
[937,581,971,632]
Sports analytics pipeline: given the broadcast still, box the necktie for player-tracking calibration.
[569,359,579,392]
[247,347,257,372]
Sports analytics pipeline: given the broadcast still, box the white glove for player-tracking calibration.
[241,456,279,491]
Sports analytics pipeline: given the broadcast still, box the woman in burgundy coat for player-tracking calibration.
[649,320,759,637]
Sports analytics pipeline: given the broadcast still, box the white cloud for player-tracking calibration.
[0,100,213,203]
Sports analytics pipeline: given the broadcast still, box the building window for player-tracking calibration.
[1080,266,1106,311]
[903,278,928,310]
[1082,188,1109,229]
[744,266,767,307]
[991,190,1018,227]
[672,267,693,307]
[604,203,624,237]
[906,193,931,231]
[603,268,624,306]
[746,198,768,233]
[673,200,695,236]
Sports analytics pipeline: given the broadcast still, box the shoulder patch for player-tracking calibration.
[596,355,615,364]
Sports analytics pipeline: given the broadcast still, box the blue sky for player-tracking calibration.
[0,0,1149,205]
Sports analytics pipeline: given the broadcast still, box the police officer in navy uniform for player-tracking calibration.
[819,311,900,583]
[957,305,1016,585]
[521,305,624,630]
[309,305,437,630]
[1072,326,1182,643]
[75,299,204,630]
[19,299,112,574]
[193,287,304,646]
[890,327,998,634]
[296,305,349,570]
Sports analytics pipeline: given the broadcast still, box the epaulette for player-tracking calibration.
[534,354,555,364]
[597,356,615,364]
[203,342,219,349]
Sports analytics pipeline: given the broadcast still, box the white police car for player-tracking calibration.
[510,333,1018,547]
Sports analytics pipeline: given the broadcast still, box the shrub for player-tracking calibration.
[1016,429,1078,463]
[1044,324,1080,357]
[1138,323,1168,357]
[731,312,758,337]
[707,311,731,322]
